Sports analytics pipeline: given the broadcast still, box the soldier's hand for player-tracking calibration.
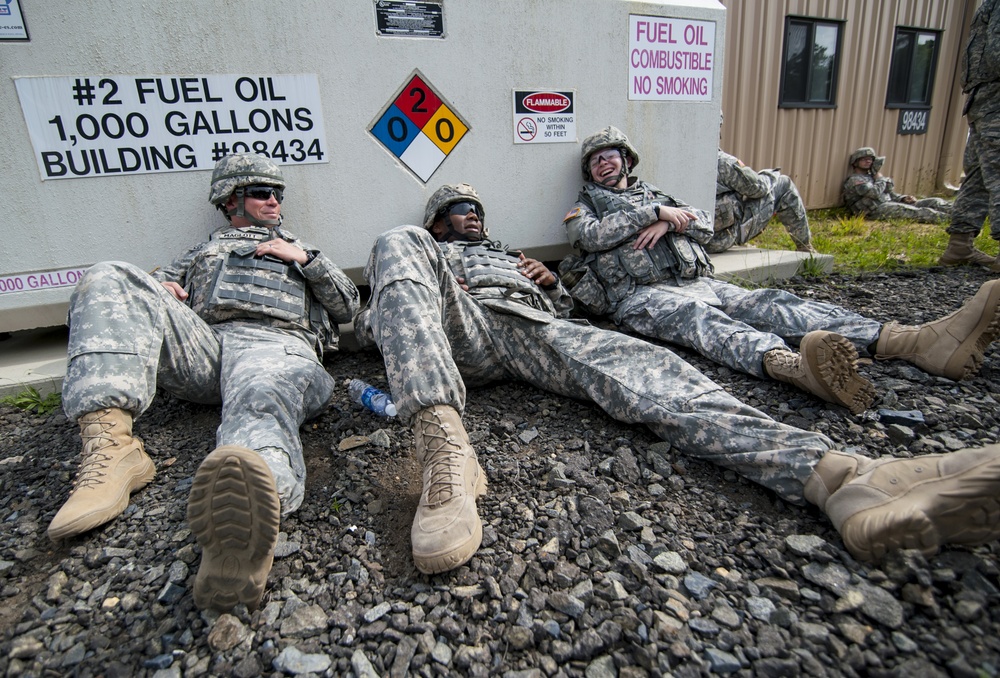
[658,206,696,234]
[518,254,556,288]
[258,239,308,265]
[161,281,188,301]
[635,222,670,249]
[454,276,471,292]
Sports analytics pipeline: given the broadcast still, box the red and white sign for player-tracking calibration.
[512,89,576,145]
[628,15,715,101]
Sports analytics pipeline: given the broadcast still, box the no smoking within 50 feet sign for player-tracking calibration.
[369,70,469,182]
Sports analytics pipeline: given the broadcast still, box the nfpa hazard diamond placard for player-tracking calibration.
[369,70,469,183]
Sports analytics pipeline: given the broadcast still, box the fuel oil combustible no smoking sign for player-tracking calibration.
[14,74,328,180]
[513,90,575,145]
[369,71,468,183]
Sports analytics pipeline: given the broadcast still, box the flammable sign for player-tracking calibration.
[512,90,576,145]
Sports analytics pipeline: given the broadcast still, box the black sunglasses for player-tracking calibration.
[244,186,284,203]
[446,201,481,218]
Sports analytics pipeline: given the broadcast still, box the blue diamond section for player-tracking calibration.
[371,104,420,157]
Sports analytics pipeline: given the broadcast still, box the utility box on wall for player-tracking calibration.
[0,0,725,333]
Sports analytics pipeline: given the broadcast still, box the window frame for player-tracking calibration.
[778,15,845,109]
[885,26,941,109]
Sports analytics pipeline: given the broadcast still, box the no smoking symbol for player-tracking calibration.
[517,118,537,141]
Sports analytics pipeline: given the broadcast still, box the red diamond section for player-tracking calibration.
[394,75,443,128]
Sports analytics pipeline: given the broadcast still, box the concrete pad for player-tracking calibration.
[710,246,833,284]
[0,247,830,400]
[0,326,69,398]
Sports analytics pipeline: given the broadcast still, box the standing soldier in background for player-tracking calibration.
[47,153,359,613]
[712,149,816,254]
[842,147,953,224]
[943,0,1000,270]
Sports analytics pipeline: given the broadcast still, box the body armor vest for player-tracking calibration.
[198,227,328,335]
[445,242,558,315]
[579,183,713,306]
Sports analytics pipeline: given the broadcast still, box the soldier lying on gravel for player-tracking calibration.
[356,182,1000,576]
[48,153,359,613]
[561,125,1000,416]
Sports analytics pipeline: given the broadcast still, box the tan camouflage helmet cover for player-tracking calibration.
[849,147,883,167]
[423,183,486,230]
[580,126,640,180]
[208,153,286,206]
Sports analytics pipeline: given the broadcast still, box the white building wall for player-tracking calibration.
[0,0,725,331]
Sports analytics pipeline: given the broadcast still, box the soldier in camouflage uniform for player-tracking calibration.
[49,153,359,613]
[359,183,1000,571]
[842,147,952,223]
[711,149,815,254]
[943,0,1000,270]
[561,126,1000,416]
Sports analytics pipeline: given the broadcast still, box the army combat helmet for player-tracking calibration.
[209,153,286,227]
[580,126,640,183]
[423,183,488,241]
[849,147,884,174]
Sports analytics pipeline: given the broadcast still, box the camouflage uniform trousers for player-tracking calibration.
[709,174,811,253]
[61,261,336,514]
[870,198,952,224]
[361,225,835,504]
[612,279,883,378]
[950,101,1000,239]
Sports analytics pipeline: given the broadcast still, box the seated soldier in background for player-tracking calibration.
[843,146,953,223]
[712,149,816,253]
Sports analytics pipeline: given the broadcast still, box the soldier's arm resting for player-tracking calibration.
[718,151,770,199]
[300,250,361,324]
[564,199,658,252]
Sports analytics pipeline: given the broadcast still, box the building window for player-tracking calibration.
[779,17,843,108]
[886,28,940,108]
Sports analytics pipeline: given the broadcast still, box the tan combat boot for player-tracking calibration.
[875,279,1000,380]
[938,232,994,267]
[411,405,487,574]
[48,408,156,540]
[804,447,1000,562]
[187,446,280,612]
[763,331,875,414]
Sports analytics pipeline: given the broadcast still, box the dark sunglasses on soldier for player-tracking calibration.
[447,201,481,218]
[244,186,284,203]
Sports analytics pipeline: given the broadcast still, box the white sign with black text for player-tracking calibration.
[512,90,576,144]
[14,74,329,180]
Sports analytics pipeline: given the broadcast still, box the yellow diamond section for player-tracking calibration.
[422,104,467,154]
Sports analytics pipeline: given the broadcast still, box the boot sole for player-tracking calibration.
[942,279,1000,380]
[47,444,155,541]
[839,451,1000,562]
[413,464,488,575]
[187,446,280,612]
[801,331,876,415]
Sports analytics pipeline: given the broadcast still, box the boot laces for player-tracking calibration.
[417,413,465,508]
[72,414,120,491]
[766,348,801,376]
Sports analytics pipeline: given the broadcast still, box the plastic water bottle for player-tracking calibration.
[347,379,397,417]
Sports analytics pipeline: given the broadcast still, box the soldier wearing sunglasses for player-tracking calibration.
[49,153,359,614]
[356,183,1000,576]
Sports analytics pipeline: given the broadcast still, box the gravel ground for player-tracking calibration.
[1,265,999,678]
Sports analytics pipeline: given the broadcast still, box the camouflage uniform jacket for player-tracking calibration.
[963,0,1000,119]
[151,224,358,356]
[842,172,901,215]
[715,150,780,238]
[563,178,714,312]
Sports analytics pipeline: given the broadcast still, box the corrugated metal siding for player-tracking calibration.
[720,0,976,208]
